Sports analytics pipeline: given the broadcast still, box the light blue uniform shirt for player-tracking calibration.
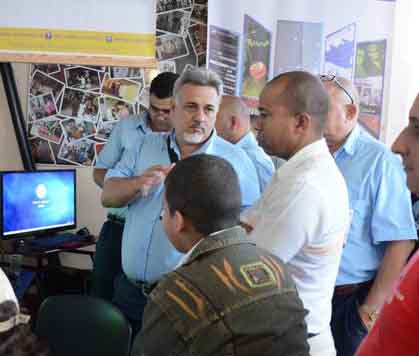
[95,113,153,219]
[236,132,274,193]
[106,130,260,283]
[334,125,417,285]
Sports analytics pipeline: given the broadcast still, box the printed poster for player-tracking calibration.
[208,25,241,96]
[324,23,356,80]
[240,15,271,104]
[354,40,387,138]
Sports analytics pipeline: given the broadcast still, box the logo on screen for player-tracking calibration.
[35,184,47,199]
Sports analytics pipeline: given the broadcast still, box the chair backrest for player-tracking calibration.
[35,294,132,356]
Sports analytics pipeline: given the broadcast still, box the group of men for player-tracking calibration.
[91,67,417,356]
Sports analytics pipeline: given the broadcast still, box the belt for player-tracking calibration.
[334,280,372,297]
[107,214,125,225]
[128,278,157,296]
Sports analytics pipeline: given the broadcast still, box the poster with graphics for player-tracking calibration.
[324,23,356,80]
[354,40,387,138]
[240,15,271,100]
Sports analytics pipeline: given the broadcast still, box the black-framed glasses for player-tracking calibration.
[149,103,171,116]
[320,74,354,105]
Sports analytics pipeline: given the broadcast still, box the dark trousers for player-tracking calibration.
[112,273,148,337]
[90,220,123,301]
[331,284,370,356]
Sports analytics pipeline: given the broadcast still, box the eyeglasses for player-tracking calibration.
[149,103,171,116]
[320,74,354,105]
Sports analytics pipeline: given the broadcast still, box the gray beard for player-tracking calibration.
[183,132,206,144]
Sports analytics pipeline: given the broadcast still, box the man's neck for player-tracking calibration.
[327,129,355,154]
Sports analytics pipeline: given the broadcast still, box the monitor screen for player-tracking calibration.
[1,170,76,239]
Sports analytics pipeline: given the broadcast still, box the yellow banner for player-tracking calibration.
[0,27,155,57]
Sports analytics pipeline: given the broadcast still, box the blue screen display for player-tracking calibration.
[2,170,76,236]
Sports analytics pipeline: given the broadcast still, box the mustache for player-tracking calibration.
[190,123,205,129]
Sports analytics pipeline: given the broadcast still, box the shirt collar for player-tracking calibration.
[334,124,361,158]
[170,129,218,158]
[136,112,153,134]
[180,226,252,266]
[284,138,330,171]
[236,131,257,149]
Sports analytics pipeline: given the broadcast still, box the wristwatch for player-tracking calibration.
[359,304,379,328]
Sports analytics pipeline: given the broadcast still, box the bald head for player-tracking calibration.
[321,75,359,108]
[321,75,360,153]
[268,71,330,134]
[215,96,251,143]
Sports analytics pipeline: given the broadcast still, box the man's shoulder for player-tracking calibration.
[355,128,394,160]
[153,242,295,296]
[212,135,253,163]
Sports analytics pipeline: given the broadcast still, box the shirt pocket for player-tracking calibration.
[348,199,371,239]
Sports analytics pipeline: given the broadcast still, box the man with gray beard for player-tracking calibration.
[101,67,260,335]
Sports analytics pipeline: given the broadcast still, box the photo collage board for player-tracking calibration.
[27,0,208,167]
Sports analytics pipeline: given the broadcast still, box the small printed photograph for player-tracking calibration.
[188,24,207,55]
[58,138,95,166]
[29,117,63,144]
[156,0,192,13]
[174,34,197,73]
[156,10,191,36]
[198,53,206,67]
[95,120,118,141]
[29,93,58,120]
[138,86,150,108]
[30,137,55,164]
[144,69,160,86]
[60,88,100,122]
[30,70,65,101]
[156,34,189,61]
[64,66,101,91]
[110,67,144,80]
[100,96,135,122]
[61,118,96,142]
[32,64,61,75]
[193,0,207,4]
[159,60,177,73]
[82,65,106,72]
[101,75,142,103]
[95,142,105,157]
[191,4,207,24]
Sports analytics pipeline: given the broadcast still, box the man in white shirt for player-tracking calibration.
[241,71,350,356]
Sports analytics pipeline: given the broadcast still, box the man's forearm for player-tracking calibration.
[93,168,107,188]
[102,176,142,208]
[363,240,415,309]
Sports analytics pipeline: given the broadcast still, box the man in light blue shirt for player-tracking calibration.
[215,95,274,193]
[321,75,417,356]
[102,67,260,334]
[91,72,179,301]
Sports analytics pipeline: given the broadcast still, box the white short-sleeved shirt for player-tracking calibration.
[241,139,350,334]
[0,268,18,306]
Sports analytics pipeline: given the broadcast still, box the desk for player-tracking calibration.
[2,237,96,301]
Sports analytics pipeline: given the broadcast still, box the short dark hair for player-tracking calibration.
[270,71,329,133]
[149,72,180,99]
[164,154,241,236]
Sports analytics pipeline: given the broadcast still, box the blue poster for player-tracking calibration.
[324,23,356,80]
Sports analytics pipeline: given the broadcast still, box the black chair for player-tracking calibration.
[35,294,132,356]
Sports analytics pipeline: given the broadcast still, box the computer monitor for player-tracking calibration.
[0,169,77,240]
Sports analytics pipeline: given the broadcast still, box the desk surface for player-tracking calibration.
[21,236,96,257]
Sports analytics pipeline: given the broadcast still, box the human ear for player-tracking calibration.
[174,210,185,234]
